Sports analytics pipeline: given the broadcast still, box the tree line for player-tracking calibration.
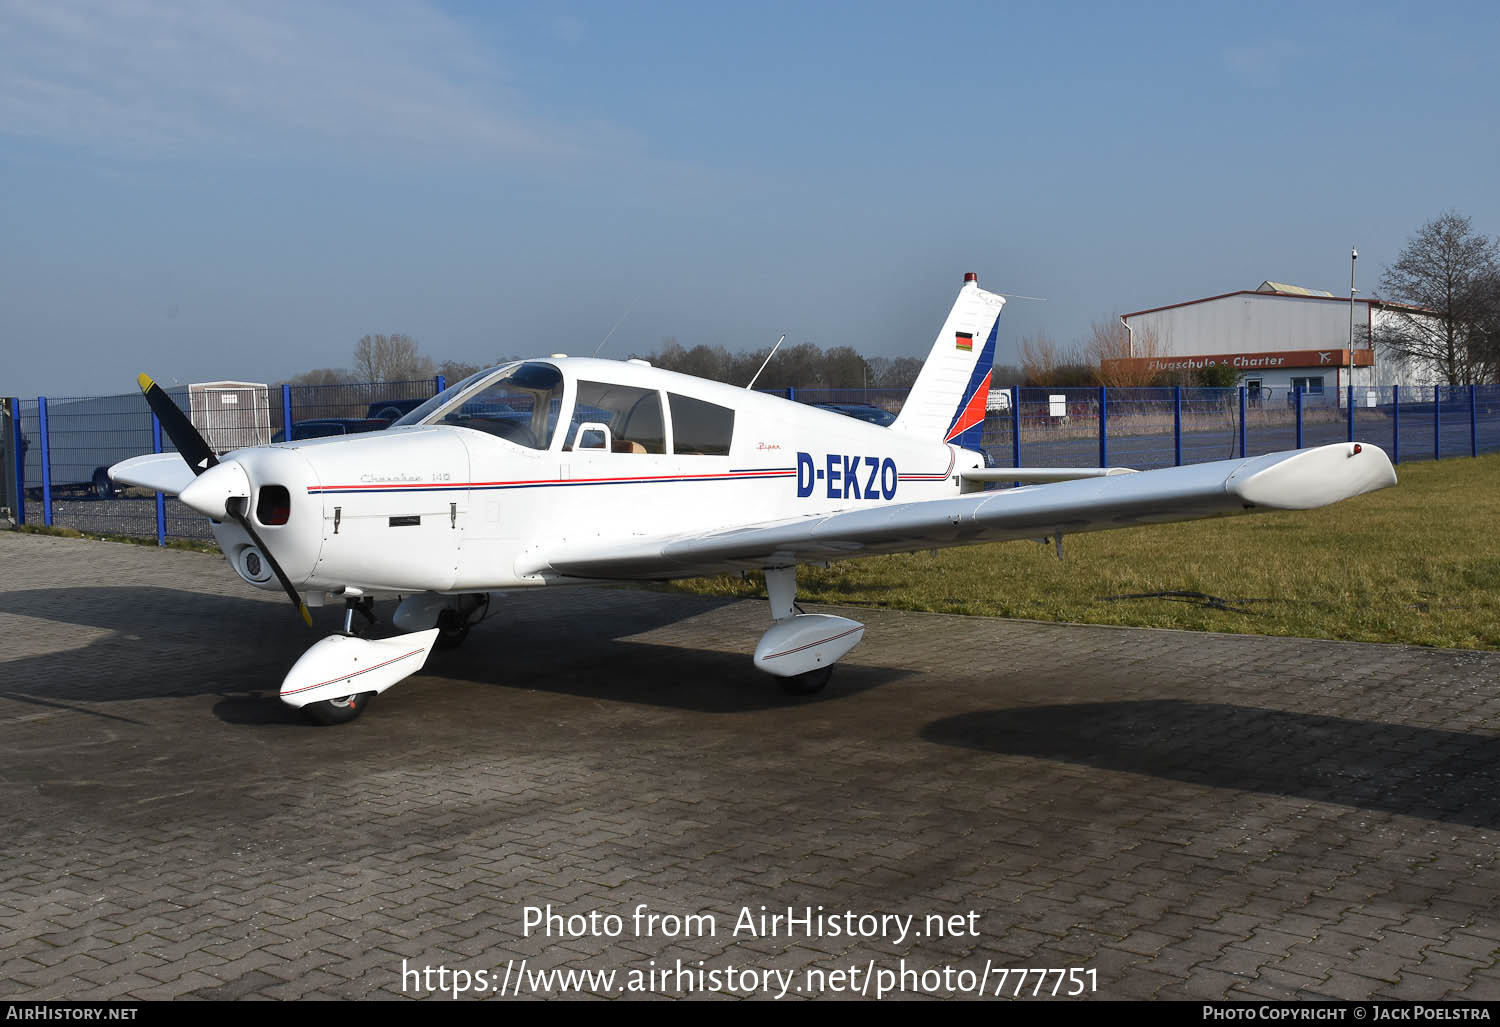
[282,334,928,391]
[286,212,1500,393]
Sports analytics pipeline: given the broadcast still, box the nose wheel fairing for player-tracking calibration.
[279,628,442,709]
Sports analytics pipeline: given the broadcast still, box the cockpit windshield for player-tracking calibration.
[394,362,565,450]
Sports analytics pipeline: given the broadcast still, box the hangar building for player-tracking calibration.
[1108,282,1438,403]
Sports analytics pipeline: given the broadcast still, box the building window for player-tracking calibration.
[1290,376,1324,395]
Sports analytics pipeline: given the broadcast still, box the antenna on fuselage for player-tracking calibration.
[592,297,639,357]
[744,334,787,391]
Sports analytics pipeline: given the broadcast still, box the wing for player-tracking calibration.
[517,442,1396,581]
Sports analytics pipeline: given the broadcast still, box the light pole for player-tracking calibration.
[1348,247,1358,405]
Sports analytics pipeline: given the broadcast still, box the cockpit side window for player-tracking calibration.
[412,362,565,450]
[565,382,666,454]
[667,394,734,456]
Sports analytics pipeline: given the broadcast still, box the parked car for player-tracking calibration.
[272,418,392,443]
[365,397,429,422]
[808,402,897,427]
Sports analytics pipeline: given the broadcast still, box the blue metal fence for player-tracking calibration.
[11,377,442,541]
[8,379,1500,544]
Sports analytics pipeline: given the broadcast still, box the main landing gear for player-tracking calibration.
[435,593,489,650]
[752,567,865,696]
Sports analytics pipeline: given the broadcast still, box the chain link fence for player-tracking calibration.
[8,377,1499,545]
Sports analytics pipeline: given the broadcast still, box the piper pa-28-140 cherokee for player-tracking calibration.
[111,273,1397,724]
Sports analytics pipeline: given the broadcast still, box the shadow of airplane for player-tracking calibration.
[922,700,1500,830]
[1,585,901,721]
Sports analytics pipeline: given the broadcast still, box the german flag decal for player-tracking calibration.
[955,331,974,351]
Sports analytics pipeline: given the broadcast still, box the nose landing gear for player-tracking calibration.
[300,689,375,725]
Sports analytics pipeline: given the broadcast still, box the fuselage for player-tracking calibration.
[207,358,984,599]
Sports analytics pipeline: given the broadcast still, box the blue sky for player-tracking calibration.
[2,0,1497,396]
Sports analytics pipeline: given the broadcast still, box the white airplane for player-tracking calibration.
[111,273,1398,725]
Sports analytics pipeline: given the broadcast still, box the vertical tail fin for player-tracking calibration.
[890,273,1006,447]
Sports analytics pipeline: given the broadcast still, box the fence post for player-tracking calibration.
[152,414,166,546]
[38,397,52,527]
[435,374,446,394]
[1435,386,1441,461]
[1294,388,1303,449]
[1471,384,1478,458]
[787,386,796,403]
[1173,386,1182,466]
[1391,384,1400,465]
[1010,386,1021,468]
[280,384,293,441]
[1347,384,1355,443]
[9,398,23,526]
[1238,386,1247,458]
[1098,385,1108,467]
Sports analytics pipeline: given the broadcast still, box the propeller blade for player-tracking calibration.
[137,373,218,475]
[138,376,310,629]
[227,498,314,628]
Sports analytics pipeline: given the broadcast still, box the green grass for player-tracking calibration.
[666,453,1500,651]
[11,454,1499,649]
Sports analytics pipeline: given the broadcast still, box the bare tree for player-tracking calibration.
[822,346,870,388]
[286,367,355,386]
[1018,331,1082,385]
[868,356,924,388]
[353,334,436,383]
[437,359,483,383]
[1376,211,1500,385]
[1084,316,1160,387]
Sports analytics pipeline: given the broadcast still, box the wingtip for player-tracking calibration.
[136,373,155,393]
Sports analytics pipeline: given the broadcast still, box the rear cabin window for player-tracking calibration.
[565,382,666,454]
[668,394,735,456]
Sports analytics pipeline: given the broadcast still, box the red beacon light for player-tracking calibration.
[964,272,978,284]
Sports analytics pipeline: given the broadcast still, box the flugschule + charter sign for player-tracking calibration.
[1102,349,1375,375]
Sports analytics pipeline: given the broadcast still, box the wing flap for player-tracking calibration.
[962,466,1137,483]
[519,442,1396,581]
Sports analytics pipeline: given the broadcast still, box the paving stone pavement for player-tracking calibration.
[2,530,1500,1001]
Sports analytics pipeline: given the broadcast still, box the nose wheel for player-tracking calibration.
[778,666,833,695]
[300,690,375,725]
